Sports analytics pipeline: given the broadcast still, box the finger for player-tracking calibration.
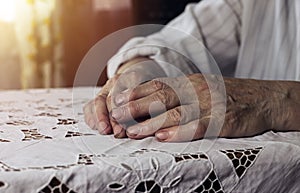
[83,100,97,130]
[98,76,128,137]
[85,77,115,133]
[94,95,112,134]
[111,71,150,107]
[114,79,165,106]
[98,76,116,96]
[106,95,113,114]
[106,96,129,138]
[97,75,120,111]
[111,87,179,123]
[126,104,200,139]
[110,118,127,138]
[98,73,141,137]
[114,75,207,107]
[155,119,209,142]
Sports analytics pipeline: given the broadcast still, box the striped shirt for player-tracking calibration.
[108,0,300,81]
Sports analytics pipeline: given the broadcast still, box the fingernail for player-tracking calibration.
[111,109,123,120]
[156,132,169,141]
[114,125,123,137]
[98,121,108,132]
[127,127,140,136]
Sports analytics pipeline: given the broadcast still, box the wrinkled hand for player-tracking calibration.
[83,58,165,138]
[111,74,278,142]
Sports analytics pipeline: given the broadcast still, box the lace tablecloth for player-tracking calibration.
[0,87,299,193]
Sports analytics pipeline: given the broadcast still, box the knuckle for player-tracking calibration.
[129,88,138,99]
[179,106,191,123]
[168,107,182,123]
[96,94,106,102]
[94,97,105,108]
[151,79,164,90]
[128,101,140,115]
[155,89,168,104]
[189,73,202,79]
[143,119,155,129]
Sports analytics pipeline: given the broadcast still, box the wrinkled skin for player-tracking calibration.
[83,58,165,138]
[109,74,283,142]
[84,63,300,142]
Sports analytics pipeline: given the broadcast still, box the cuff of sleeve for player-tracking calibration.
[107,35,196,78]
[107,40,168,78]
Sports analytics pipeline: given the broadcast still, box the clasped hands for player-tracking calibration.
[84,59,282,142]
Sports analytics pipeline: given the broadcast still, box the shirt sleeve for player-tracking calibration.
[107,0,243,78]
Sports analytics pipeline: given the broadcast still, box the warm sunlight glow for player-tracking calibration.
[0,0,16,22]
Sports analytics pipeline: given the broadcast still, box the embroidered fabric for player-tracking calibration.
[0,87,298,193]
[192,170,224,193]
[38,177,77,193]
[220,147,263,178]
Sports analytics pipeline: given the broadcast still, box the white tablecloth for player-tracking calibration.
[0,87,299,193]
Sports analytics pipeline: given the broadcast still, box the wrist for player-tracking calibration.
[270,81,300,132]
[117,57,166,78]
[117,57,150,74]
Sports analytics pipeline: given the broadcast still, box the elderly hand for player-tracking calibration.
[83,58,165,138]
[111,73,285,142]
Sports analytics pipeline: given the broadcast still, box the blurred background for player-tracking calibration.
[0,0,200,89]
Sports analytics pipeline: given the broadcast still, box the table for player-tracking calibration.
[0,87,299,193]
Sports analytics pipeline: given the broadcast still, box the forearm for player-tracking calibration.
[272,80,300,132]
